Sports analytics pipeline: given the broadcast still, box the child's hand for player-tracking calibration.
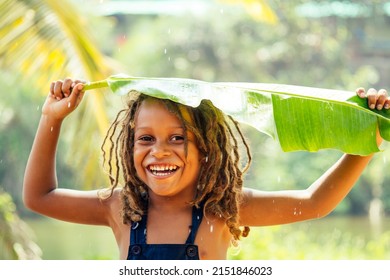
[356,87,390,110]
[42,78,86,120]
[356,87,389,146]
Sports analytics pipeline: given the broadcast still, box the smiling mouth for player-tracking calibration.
[147,164,179,177]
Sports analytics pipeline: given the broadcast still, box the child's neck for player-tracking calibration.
[148,192,194,214]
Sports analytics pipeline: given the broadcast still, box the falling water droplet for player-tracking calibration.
[220,9,224,14]
[36,106,40,111]
[164,48,167,54]
[68,102,71,108]
[50,126,53,132]
[210,225,214,233]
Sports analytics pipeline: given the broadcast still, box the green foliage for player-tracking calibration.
[0,0,118,189]
[24,216,390,260]
[111,2,379,88]
[26,218,118,260]
[228,222,390,260]
[0,190,42,259]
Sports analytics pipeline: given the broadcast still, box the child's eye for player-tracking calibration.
[138,135,154,143]
[170,135,185,143]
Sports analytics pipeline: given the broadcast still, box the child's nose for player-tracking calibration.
[150,142,171,158]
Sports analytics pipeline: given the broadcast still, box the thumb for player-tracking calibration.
[67,83,85,109]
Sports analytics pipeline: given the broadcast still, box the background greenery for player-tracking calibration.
[1,0,390,259]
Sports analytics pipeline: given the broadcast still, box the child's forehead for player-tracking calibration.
[137,97,194,125]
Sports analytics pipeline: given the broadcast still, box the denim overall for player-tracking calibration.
[127,205,203,260]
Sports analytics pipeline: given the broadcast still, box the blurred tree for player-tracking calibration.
[0,0,122,258]
[0,189,41,259]
[220,0,279,24]
[0,0,119,190]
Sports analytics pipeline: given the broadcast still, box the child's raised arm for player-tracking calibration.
[240,87,389,227]
[23,79,112,226]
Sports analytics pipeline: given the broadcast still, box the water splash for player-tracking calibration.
[228,239,242,256]
[293,208,302,215]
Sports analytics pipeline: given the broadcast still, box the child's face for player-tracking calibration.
[133,99,202,199]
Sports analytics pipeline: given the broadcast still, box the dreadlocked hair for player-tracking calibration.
[101,90,252,241]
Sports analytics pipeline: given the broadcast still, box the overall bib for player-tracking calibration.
[127,205,204,260]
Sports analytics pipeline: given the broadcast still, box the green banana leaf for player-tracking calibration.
[84,74,390,156]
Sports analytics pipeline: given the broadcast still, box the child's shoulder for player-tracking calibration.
[98,187,123,208]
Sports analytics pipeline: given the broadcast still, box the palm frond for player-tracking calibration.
[85,74,390,155]
[0,0,118,186]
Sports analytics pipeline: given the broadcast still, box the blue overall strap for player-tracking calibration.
[185,204,204,244]
[130,215,147,245]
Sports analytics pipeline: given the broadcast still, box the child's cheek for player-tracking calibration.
[133,147,146,176]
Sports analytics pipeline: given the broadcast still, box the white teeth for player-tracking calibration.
[149,165,178,172]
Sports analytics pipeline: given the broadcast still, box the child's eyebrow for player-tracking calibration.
[134,126,185,131]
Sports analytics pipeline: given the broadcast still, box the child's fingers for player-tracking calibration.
[61,78,73,97]
[356,87,366,98]
[355,87,390,110]
[385,97,390,110]
[53,80,65,100]
[72,79,87,86]
[67,83,84,109]
[366,88,378,109]
[376,89,388,110]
